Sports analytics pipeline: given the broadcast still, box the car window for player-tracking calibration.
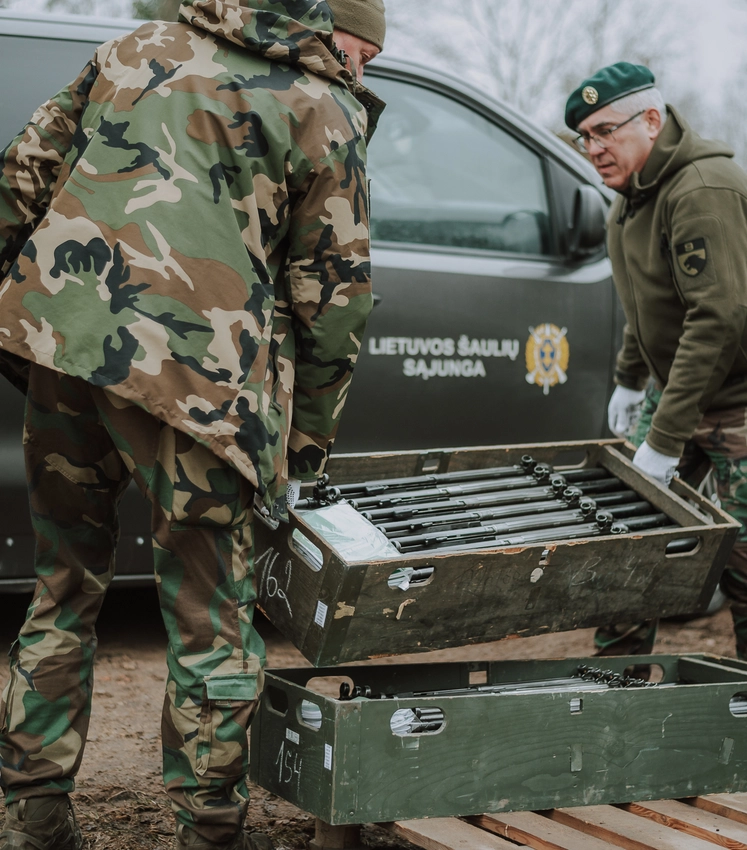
[0,35,96,149]
[367,75,552,256]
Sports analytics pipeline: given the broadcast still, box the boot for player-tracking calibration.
[0,796,82,850]
[175,822,273,850]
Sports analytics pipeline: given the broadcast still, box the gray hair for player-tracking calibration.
[608,87,667,122]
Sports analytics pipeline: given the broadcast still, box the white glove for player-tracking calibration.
[632,441,679,487]
[607,385,646,437]
[285,478,302,509]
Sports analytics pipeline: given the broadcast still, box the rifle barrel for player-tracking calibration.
[665,537,699,554]
[616,512,670,530]
[410,520,628,554]
[379,499,573,535]
[342,673,671,702]
[398,502,660,546]
[353,473,622,514]
[379,492,648,536]
[349,474,544,510]
[392,507,599,550]
[332,457,537,497]
[607,500,656,518]
[592,490,645,506]
[360,477,627,521]
[347,468,610,510]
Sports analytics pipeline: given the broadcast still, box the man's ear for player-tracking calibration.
[644,107,663,138]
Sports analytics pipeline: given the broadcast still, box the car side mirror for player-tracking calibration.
[568,185,606,259]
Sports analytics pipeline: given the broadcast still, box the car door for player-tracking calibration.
[0,16,128,143]
[0,16,148,590]
[334,69,617,452]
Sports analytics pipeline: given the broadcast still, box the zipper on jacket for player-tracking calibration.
[660,231,687,306]
[620,216,664,386]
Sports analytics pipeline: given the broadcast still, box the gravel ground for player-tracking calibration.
[0,586,738,849]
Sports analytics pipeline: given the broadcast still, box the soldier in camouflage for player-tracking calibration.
[0,1,385,848]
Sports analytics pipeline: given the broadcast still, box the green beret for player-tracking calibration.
[328,0,386,51]
[565,62,655,130]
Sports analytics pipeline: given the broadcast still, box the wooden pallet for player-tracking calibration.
[310,794,747,849]
[384,795,747,850]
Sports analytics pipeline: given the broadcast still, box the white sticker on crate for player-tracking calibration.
[324,744,333,770]
[314,601,328,627]
[286,728,300,744]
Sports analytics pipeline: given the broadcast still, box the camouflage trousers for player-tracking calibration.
[596,384,747,659]
[0,365,266,844]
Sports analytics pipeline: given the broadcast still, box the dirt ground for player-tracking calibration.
[0,586,738,850]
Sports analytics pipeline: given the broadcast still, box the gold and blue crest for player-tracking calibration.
[525,323,570,395]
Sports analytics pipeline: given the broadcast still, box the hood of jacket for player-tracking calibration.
[179,0,351,85]
[625,104,734,204]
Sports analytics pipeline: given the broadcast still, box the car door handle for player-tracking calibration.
[372,293,383,307]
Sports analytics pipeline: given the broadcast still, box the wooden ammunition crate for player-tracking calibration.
[249,654,747,826]
[254,440,739,666]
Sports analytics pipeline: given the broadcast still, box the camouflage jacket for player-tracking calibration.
[0,0,383,513]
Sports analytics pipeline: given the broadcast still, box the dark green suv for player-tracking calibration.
[0,9,619,589]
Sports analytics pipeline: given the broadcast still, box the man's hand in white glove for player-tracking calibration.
[285,478,302,509]
[607,385,646,437]
[632,441,679,487]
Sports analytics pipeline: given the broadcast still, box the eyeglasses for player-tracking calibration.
[574,111,645,152]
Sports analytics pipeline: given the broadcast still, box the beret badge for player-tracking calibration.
[582,86,599,105]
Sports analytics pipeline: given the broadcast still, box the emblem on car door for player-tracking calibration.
[525,324,569,395]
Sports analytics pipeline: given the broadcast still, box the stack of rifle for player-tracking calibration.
[337,665,662,735]
[339,664,657,702]
[295,455,685,555]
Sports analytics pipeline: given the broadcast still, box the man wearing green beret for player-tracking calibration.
[0,1,384,849]
[566,62,747,659]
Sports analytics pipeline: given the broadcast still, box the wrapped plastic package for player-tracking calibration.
[297,500,400,562]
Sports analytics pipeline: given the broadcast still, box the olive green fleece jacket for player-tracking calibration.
[609,105,747,458]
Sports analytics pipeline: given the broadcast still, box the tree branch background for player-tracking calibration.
[3,0,747,163]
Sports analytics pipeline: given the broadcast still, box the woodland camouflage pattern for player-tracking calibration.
[0,0,382,840]
[0,0,382,515]
[1,364,265,841]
